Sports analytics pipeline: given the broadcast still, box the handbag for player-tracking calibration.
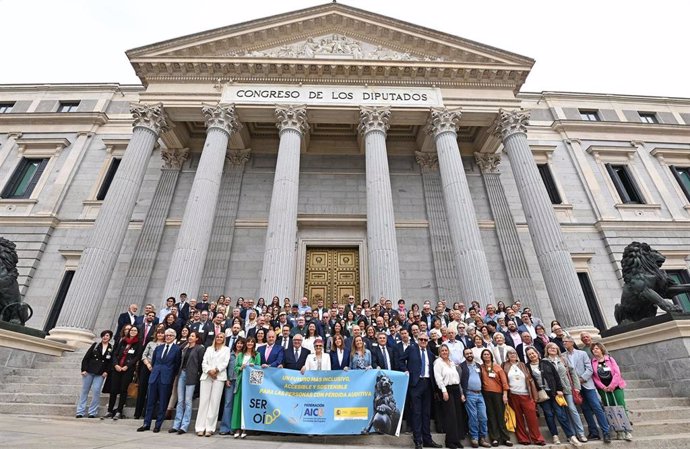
[554,394,568,407]
[602,390,632,432]
[504,404,516,433]
[537,389,549,403]
[572,388,583,406]
[127,381,138,399]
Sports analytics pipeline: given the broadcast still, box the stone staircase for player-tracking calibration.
[1,349,689,447]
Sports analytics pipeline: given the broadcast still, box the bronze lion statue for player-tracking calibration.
[614,242,687,325]
[0,237,31,325]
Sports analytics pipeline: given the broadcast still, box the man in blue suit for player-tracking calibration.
[137,329,181,433]
[400,333,441,449]
[259,330,285,368]
[280,334,310,370]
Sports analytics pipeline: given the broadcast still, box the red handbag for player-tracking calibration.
[572,388,583,406]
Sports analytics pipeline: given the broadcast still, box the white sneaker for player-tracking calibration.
[569,436,582,447]
[233,431,240,438]
[577,435,588,443]
[553,436,561,444]
[624,432,633,441]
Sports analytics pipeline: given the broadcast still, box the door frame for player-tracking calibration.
[294,227,368,304]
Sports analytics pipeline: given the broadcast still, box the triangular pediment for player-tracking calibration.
[127,3,533,90]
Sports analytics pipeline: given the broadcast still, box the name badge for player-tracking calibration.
[475,368,481,373]
[209,332,214,336]
[199,329,205,333]
[128,349,135,354]
[489,372,496,378]
[602,366,611,372]
[105,355,111,359]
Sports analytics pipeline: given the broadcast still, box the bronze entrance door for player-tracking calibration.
[304,247,359,307]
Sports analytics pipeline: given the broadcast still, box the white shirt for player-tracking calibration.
[446,340,466,365]
[379,345,392,370]
[507,364,529,395]
[420,347,430,378]
[337,349,344,366]
[304,353,331,371]
[433,358,461,393]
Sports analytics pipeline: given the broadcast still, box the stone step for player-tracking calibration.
[34,361,84,369]
[624,379,655,389]
[0,383,82,394]
[1,375,88,385]
[0,392,83,405]
[624,387,673,399]
[627,397,690,409]
[8,367,78,377]
[630,406,690,422]
[0,402,77,417]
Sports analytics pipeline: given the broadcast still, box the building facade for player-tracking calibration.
[1,4,690,344]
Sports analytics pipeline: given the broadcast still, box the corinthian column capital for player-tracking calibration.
[202,104,242,136]
[425,107,462,138]
[130,102,170,136]
[161,147,190,170]
[275,105,309,135]
[415,151,439,171]
[358,106,391,136]
[227,149,251,166]
[474,152,502,174]
[494,109,530,140]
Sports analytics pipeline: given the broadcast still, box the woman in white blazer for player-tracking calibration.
[195,332,231,437]
[301,338,331,373]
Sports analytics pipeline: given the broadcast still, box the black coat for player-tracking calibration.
[81,342,113,375]
[371,344,400,371]
[528,359,563,398]
[179,344,205,386]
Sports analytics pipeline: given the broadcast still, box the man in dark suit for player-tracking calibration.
[203,312,226,347]
[281,334,310,370]
[135,304,158,327]
[515,332,534,364]
[115,304,139,342]
[137,329,181,433]
[259,330,285,368]
[177,293,190,323]
[276,325,293,352]
[225,322,243,350]
[138,311,157,346]
[400,333,441,449]
[372,331,399,371]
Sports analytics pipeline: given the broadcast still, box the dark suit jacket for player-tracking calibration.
[371,344,400,371]
[258,344,285,367]
[401,344,436,388]
[178,344,205,386]
[533,336,552,356]
[134,315,159,327]
[81,342,113,375]
[283,347,311,370]
[502,331,521,349]
[149,343,181,385]
[115,312,137,339]
[329,348,351,370]
[195,301,210,312]
[276,335,292,351]
[202,323,225,347]
[178,301,191,323]
[515,343,529,364]
[138,322,157,345]
[395,341,412,369]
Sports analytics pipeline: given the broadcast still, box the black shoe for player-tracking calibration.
[168,428,178,433]
[153,427,160,433]
[102,412,114,419]
[424,441,442,448]
[588,435,601,440]
[415,444,423,449]
[603,435,612,444]
[88,415,96,419]
[76,414,83,418]
[133,415,140,420]
[177,430,186,435]
[503,441,513,447]
[491,441,499,447]
[137,426,150,432]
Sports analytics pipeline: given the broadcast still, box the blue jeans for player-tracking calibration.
[172,370,196,432]
[219,380,236,433]
[465,391,488,440]
[581,387,610,438]
[539,398,574,438]
[76,373,104,416]
[564,393,585,436]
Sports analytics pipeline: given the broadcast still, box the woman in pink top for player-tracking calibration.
[591,342,631,441]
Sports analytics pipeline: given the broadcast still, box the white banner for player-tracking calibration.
[222,84,443,108]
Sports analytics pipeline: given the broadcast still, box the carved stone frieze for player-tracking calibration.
[275,105,309,134]
[425,107,462,138]
[358,106,391,136]
[415,151,439,171]
[130,103,170,136]
[227,148,251,166]
[494,109,530,140]
[161,147,190,170]
[474,152,502,174]
[202,104,242,135]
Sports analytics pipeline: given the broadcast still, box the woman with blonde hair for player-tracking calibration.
[502,347,545,445]
[195,332,230,437]
[544,342,587,443]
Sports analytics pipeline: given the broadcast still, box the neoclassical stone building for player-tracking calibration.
[1,3,690,343]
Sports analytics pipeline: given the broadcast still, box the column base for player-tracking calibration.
[567,325,602,346]
[47,327,96,347]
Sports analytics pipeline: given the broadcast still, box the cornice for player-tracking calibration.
[551,120,690,137]
[0,112,108,126]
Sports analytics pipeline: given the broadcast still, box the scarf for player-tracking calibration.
[118,336,139,366]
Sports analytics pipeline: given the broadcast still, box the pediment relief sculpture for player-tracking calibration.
[222,33,445,62]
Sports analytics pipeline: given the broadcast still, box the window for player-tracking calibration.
[669,166,690,201]
[57,101,80,112]
[537,163,562,204]
[0,102,14,113]
[579,109,600,121]
[43,270,75,332]
[638,112,658,124]
[1,158,49,199]
[665,269,690,312]
[96,158,121,201]
[605,163,644,204]
[577,272,607,331]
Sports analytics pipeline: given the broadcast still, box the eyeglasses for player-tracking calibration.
[418,338,429,341]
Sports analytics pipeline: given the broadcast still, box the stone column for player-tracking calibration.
[200,149,250,295]
[359,106,402,302]
[495,109,590,328]
[163,105,241,301]
[259,106,308,300]
[426,107,495,303]
[50,103,169,345]
[415,152,461,302]
[475,153,542,313]
[116,147,189,320]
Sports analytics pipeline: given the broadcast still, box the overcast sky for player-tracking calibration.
[1,0,687,98]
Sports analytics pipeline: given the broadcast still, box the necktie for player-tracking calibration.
[420,348,426,378]
[294,349,299,361]
[283,338,289,350]
[382,346,390,370]
[145,324,150,341]
[162,344,169,360]
[265,345,272,360]
[229,336,235,349]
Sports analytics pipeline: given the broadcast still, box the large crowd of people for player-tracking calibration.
[77,294,632,448]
